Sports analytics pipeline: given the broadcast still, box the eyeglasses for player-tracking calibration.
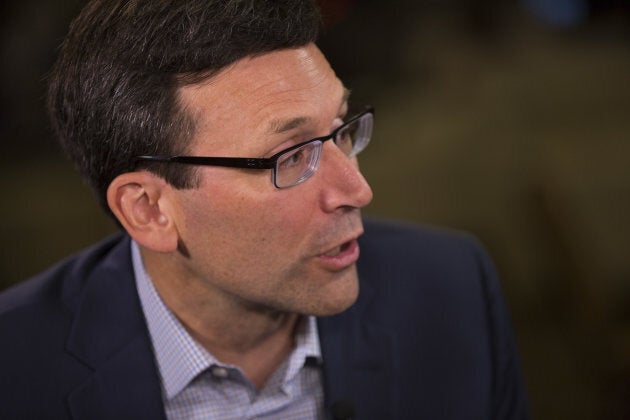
[135,107,374,188]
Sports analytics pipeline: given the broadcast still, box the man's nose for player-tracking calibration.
[316,141,373,213]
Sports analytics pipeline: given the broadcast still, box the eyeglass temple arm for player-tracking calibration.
[135,155,276,169]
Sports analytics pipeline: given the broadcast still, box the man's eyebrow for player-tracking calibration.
[268,87,352,134]
[269,116,311,134]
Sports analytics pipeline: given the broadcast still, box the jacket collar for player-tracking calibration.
[63,235,166,420]
[318,266,399,419]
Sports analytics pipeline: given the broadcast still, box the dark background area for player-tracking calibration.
[1,0,629,418]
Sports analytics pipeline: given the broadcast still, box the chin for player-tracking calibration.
[308,272,360,317]
[317,296,358,317]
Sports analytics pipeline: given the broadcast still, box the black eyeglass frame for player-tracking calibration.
[135,107,374,188]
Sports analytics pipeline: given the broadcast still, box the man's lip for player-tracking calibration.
[315,231,363,271]
[318,231,363,257]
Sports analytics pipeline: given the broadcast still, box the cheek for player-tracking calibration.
[178,184,320,261]
[248,193,321,257]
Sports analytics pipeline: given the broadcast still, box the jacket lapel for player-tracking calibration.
[64,236,166,420]
[318,276,399,419]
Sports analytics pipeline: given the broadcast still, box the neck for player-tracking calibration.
[186,308,300,389]
[142,248,301,389]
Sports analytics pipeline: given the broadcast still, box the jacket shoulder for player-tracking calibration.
[0,233,129,316]
[360,217,488,272]
[354,218,529,419]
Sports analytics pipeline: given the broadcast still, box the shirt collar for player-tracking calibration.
[132,241,213,399]
[131,240,322,399]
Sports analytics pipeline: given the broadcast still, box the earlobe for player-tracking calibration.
[106,172,179,253]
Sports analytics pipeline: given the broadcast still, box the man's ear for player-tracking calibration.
[106,172,179,253]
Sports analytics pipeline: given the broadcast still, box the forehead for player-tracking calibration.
[177,44,345,154]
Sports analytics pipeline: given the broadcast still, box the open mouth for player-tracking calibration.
[316,229,363,270]
[323,241,352,257]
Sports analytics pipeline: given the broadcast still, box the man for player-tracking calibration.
[0,0,528,419]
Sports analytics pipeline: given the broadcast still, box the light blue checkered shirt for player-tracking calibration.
[131,241,325,420]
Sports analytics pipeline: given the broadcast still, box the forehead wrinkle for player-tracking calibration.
[266,85,352,135]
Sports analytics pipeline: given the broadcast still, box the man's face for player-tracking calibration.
[168,43,373,316]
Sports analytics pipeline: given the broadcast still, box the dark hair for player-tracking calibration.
[47,0,321,214]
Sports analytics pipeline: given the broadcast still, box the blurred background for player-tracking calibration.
[1,0,629,418]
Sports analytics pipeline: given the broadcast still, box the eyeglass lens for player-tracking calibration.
[275,141,322,188]
[273,112,372,188]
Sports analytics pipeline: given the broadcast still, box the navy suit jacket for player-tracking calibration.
[0,218,528,419]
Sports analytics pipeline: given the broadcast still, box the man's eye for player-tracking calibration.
[279,149,306,169]
[334,125,355,155]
